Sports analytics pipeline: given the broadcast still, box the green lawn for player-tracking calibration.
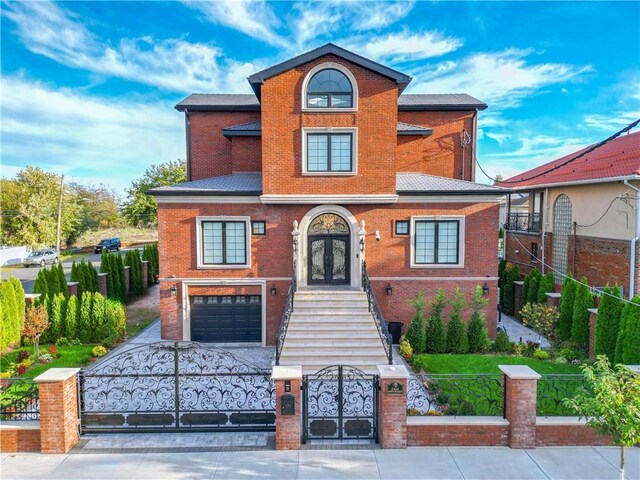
[1,344,97,378]
[412,354,582,375]
[125,316,157,339]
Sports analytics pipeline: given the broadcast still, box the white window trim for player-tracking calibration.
[302,127,358,176]
[301,62,358,112]
[196,216,251,269]
[410,215,465,269]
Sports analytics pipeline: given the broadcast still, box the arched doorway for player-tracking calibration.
[552,194,573,283]
[307,213,350,285]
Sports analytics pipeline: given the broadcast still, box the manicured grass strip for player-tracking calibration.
[126,316,157,339]
[1,345,96,378]
[412,354,582,375]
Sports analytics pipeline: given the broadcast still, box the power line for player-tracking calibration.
[575,193,635,228]
[478,118,640,185]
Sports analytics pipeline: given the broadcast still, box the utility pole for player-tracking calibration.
[56,175,64,253]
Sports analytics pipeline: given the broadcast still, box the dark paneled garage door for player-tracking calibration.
[190,295,262,343]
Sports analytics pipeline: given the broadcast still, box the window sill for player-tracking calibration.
[302,172,357,176]
[302,108,357,113]
[197,265,251,270]
[410,264,465,269]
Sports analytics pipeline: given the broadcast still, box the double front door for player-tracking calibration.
[308,235,350,285]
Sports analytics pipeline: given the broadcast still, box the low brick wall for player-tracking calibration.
[0,421,41,452]
[407,417,509,447]
[536,417,611,446]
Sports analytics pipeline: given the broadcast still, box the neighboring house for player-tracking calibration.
[498,193,528,227]
[499,131,640,298]
[148,44,504,370]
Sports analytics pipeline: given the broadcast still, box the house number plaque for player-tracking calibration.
[280,394,295,415]
[387,381,403,395]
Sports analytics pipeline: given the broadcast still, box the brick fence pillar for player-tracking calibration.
[124,266,131,296]
[513,281,524,320]
[67,282,78,297]
[98,273,108,297]
[499,365,540,449]
[545,292,561,309]
[24,293,41,307]
[141,261,149,288]
[272,366,302,450]
[588,308,598,361]
[34,368,81,454]
[378,364,409,449]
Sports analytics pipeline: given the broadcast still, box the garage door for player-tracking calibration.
[190,295,262,343]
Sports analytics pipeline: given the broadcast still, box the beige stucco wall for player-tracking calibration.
[534,181,640,240]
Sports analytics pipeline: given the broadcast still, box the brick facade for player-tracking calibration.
[407,420,509,446]
[377,366,409,449]
[0,424,41,452]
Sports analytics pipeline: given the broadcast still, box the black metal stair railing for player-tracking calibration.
[361,261,393,364]
[275,260,297,366]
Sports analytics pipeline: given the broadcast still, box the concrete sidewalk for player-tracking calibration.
[2,446,638,480]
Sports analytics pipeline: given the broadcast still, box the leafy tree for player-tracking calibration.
[122,159,186,227]
[68,182,120,235]
[520,303,559,339]
[499,267,509,308]
[571,277,594,351]
[564,356,640,480]
[425,289,447,353]
[537,272,555,304]
[446,287,468,353]
[22,305,49,358]
[64,295,78,339]
[142,245,156,285]
[526,268,541,305]
[467,285,491,353]
[558,273,577,341]
[405,292,427,354]
[502,264,520,315]
[595,285,623,362]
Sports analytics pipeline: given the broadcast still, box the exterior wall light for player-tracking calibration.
[170,285,177,297]
[375,230,380,241]
[271,284,277,296]
[482,283,490,296]
[386,283,393,296]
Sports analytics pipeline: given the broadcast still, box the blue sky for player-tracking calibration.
[1,1,639,195]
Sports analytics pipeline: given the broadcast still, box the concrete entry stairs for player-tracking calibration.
[277,289,390,373]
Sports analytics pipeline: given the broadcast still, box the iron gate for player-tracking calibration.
[302,365,379,442]
[79,342,275,433]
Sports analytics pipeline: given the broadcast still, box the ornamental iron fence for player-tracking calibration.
[505,213,542,233]
[536,374,584,416]
[0,378,39,420]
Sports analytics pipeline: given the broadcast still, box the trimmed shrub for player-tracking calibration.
[106,299,126,339]
[64,295,78,339]
[46,266,60,298]
[425,289,447,353]
[115,254,126,302]
[88,261,99,293]
[56,263,68,298]
[467,285,490,353]
[571,277,594,351]
[91,293,107,342]
[78,292,93,343]
[503,264,520,315]
[46,293,66,343]
[621,298,640,364]
[537,272,555,304]
[446,288,468,353]
[405,292,427,354]
[0,279,21,350]
[558,273,577,341]
[595,285,623,362]
[526,268,541,305]
[521,303,559,338]
[32,269,49,299]
[101,252,114,299]
[493,330,511,353]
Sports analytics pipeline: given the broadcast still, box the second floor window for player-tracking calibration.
[201,220,247,265]
[307,133,353,172]
[307,68,353,108]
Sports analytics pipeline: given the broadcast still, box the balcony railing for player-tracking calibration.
[505,213,542,233]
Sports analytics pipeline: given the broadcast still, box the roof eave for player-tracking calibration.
[500,175,640,191]
[397,189,509,196]
[221,130,262,138]
[148,189,263,197]
[399,104,488,112]
[175,104,261,112]
[397,130,433,137]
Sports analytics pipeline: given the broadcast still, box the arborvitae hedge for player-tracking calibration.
[425,289,447,353]
[0,279,23,350]
[405,292,427,354]
[447,288,469,353]
[65,295,78,339]
[116,254,126,302]
[467,285,491,353]
[32,268,49,298]
[526,268,541,305]
[45,293,66,343]
[537,272,555,304]
[558,273,576,341]
[498,259,507,290]
[522,272,531,308]
[101,252,114,298]
[621,298,640,364]
[571,277,594,350]
[595,285,622,362]
[503,265,520,315]
[56,263,68,298]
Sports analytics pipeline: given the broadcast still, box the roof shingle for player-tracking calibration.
[397,173,507,195]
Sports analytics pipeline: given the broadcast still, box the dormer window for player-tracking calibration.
[303,64,357,110]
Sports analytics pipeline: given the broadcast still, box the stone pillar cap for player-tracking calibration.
[98,272,108,277]
[67,282,79,286]
[513,280,525,286]
[545,292,561,298]
[587,308,598,314]
[498,365,541,380]
[272,366,302,380]
[34,368,81,383]
[377,364,410,379]
[24,293,41,298]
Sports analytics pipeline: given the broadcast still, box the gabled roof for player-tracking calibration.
[397,173,507,195]
[398,94,487,111]
[247,43,412,99]
[221,120,433,138]
[147,173,262,196]
[497,131,640,190]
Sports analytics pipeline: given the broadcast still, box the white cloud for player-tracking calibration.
[182,0,287,48]
[2,1,257,93]
[583,111,640,131]
[1,75,184,193]
[347,30,462,63]
[410,49,592,109]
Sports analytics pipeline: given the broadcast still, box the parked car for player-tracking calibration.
[94,238,121,254]
[23,249,59,267]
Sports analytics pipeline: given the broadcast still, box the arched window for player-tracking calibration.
[306,68,353,108]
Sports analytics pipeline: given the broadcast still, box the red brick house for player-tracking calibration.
[149,44,504,370]
[500,131,640,297]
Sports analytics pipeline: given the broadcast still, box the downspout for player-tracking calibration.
[185,109,192,181]
[624,179,640,298]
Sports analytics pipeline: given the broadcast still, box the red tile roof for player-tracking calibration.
[497,131,640,189]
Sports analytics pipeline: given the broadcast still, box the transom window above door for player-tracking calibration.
[306,68,353,108]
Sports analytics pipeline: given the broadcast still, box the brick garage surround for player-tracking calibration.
[158,201,500,344]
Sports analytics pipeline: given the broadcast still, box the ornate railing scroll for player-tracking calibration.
[536,374,584,416]
[0,378,39,420]
[275,225,298,366]
[361,261,392,364]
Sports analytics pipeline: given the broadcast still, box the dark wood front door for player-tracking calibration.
[308,235,350,285]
